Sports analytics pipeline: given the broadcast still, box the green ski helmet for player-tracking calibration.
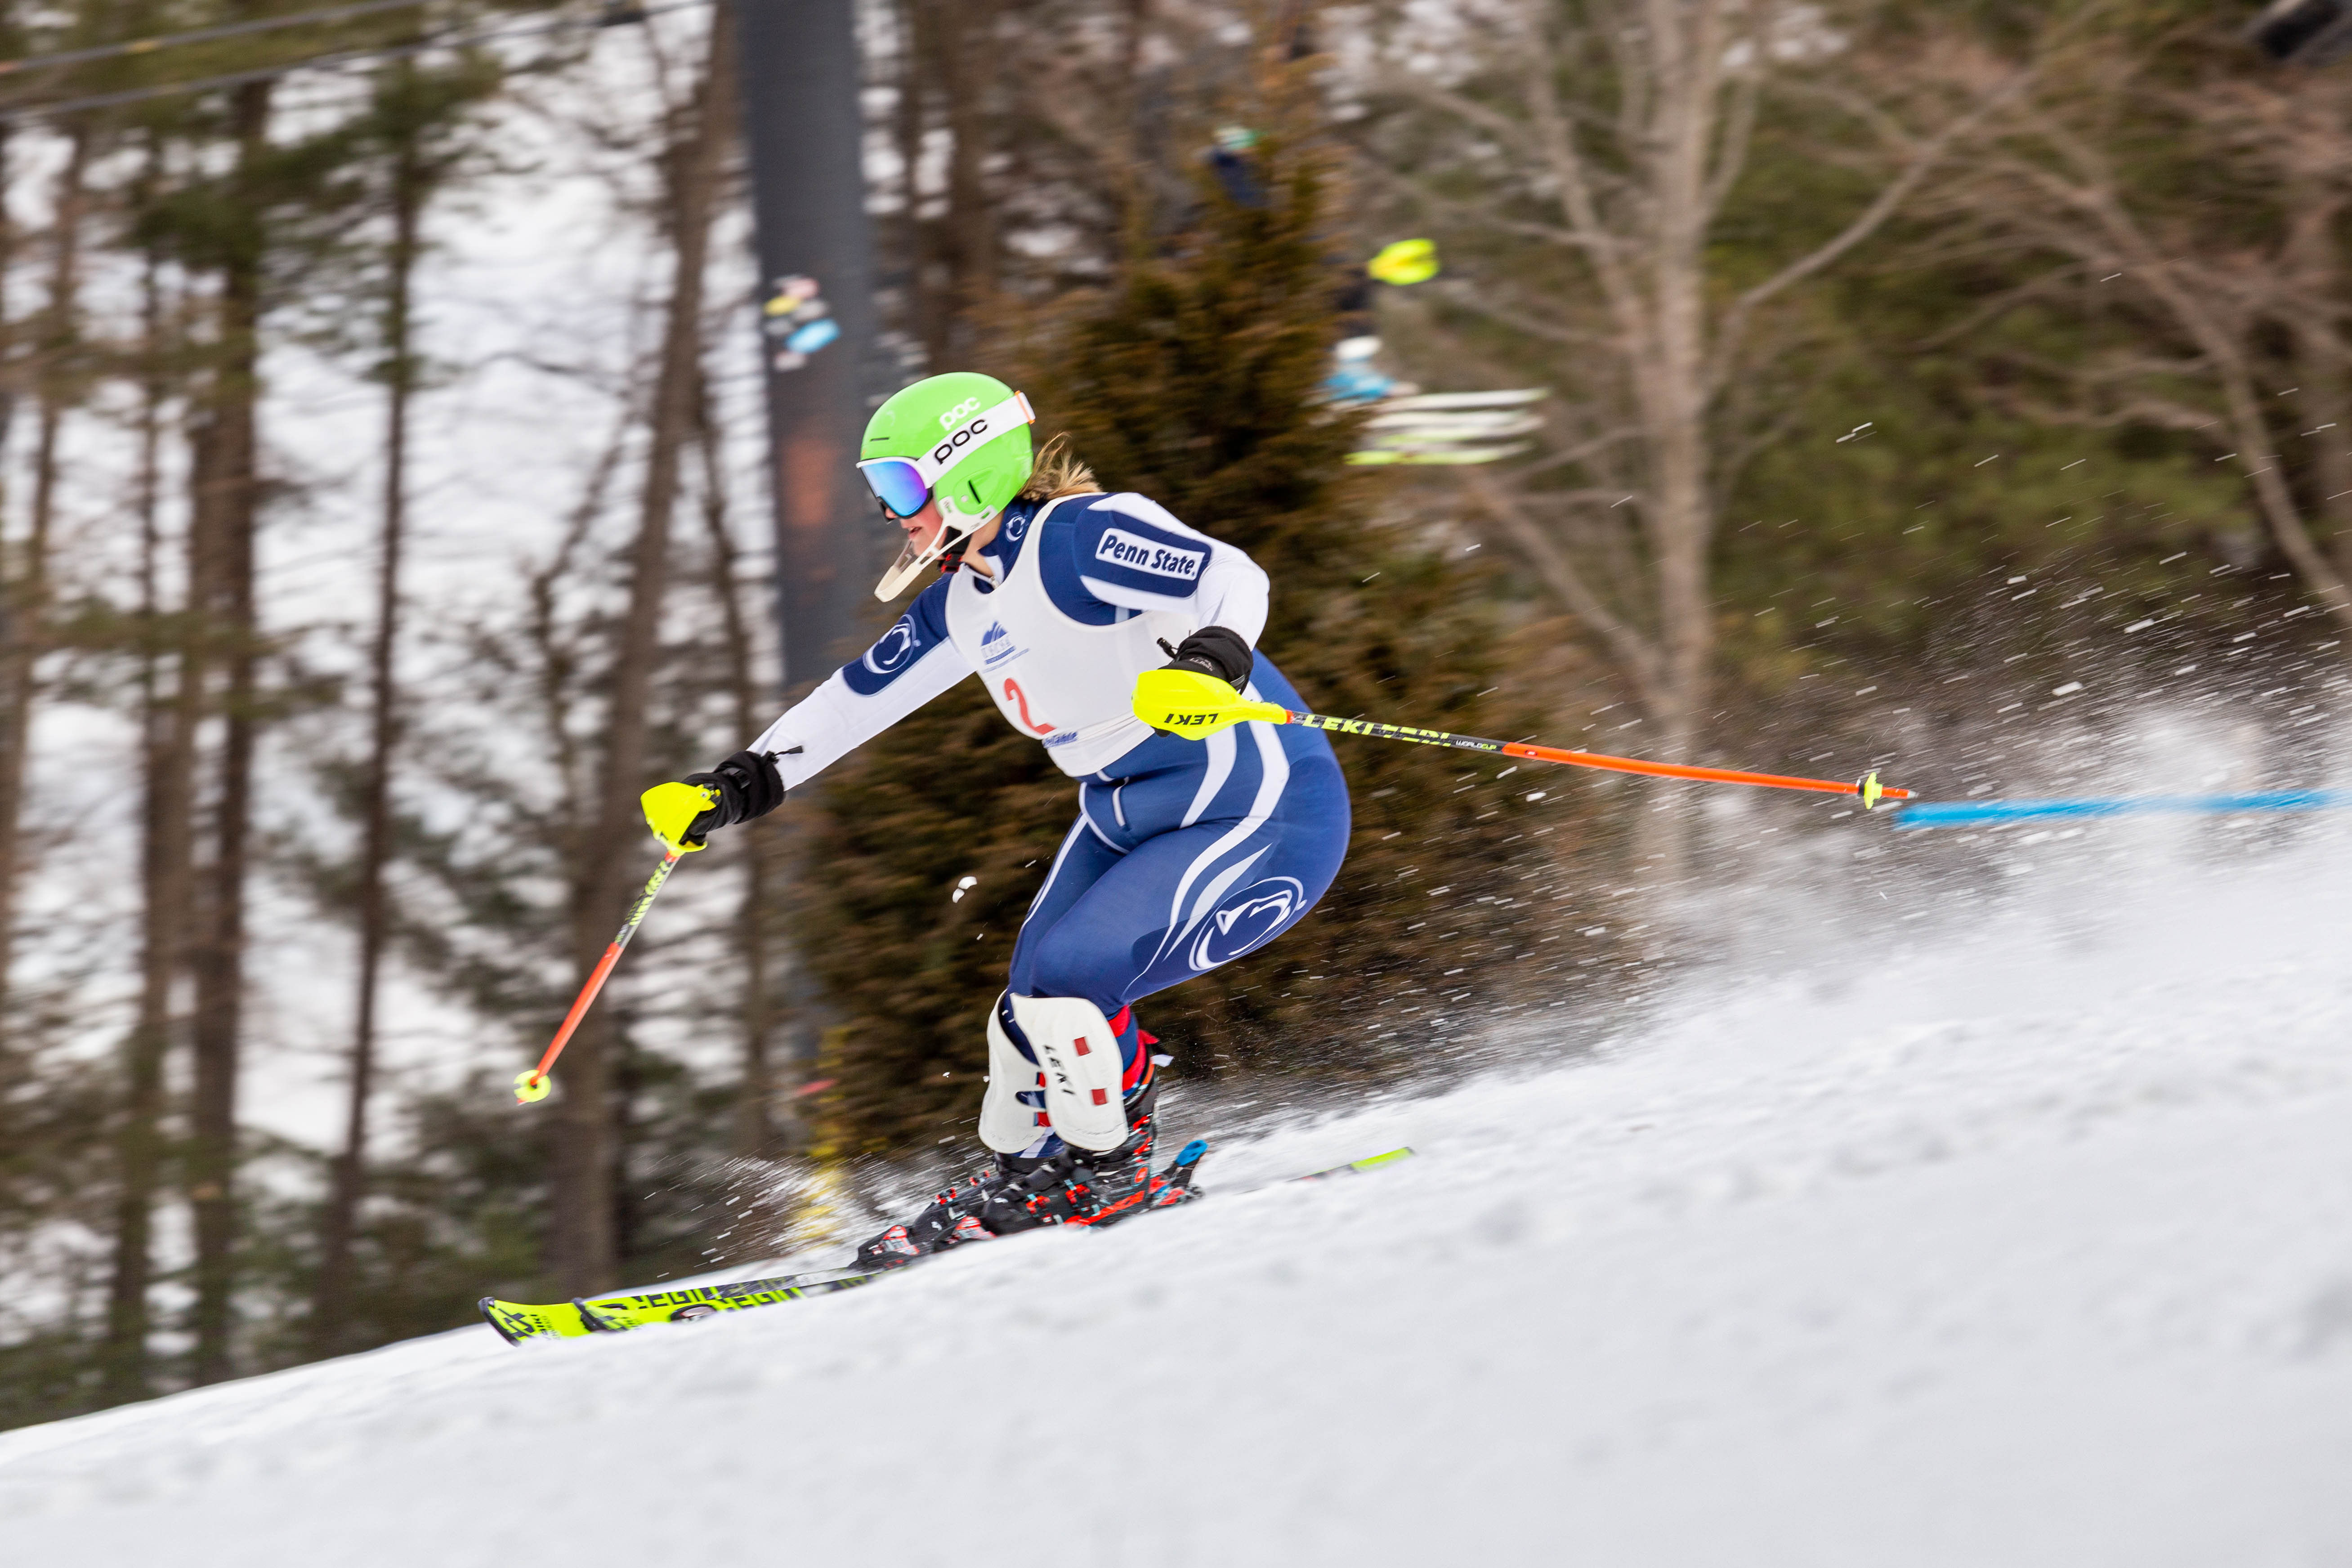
[859,371,1036,600]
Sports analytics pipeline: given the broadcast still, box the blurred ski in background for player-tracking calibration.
[1322,236,1549,464]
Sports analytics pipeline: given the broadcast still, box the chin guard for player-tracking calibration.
[874,501,991,601]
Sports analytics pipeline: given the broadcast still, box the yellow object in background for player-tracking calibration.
[1368,238,1440,285]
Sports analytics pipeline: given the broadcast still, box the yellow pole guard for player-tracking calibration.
[640,780,721,850]
[1368,238,1440,285]
[1131,668,1290,739]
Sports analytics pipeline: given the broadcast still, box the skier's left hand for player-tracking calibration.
[641,749,785,850]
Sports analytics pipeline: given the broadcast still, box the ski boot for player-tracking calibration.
[853,1161,1015,1271]
[852,1062,1206,1266]
[981,1063,1204,1234]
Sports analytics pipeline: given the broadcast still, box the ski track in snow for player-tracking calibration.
[4,844,2352,1566]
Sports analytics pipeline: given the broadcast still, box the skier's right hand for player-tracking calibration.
[1132,669,1286,739]
[641,748,785,851]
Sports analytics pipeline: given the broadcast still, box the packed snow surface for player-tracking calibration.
[5,841,2351,1566]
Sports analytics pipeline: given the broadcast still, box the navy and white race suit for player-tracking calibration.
[750,491,1351,1084]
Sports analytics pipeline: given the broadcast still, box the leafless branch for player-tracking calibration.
[1709,61,2043,395]
[1461,468,1666,710]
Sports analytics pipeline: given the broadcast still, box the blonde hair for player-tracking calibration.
[1018,432,1101,502]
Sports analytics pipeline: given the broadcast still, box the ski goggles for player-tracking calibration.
[856,391,1034,519]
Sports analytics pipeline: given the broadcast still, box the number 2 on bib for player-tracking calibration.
[1003,678,1055,735]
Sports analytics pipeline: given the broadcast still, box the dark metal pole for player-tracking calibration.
[732,0,880,693]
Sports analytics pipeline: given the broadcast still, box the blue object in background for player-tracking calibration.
[786,316,840,355]
[1892,790,2352,828]
[1324,362,1396,403]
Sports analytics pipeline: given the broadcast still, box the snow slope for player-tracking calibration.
[5,838,2351,1567]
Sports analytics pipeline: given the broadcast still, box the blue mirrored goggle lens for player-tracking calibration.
[859,459,931,518]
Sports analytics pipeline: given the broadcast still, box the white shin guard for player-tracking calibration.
[979,997,1046,1154]
[1008,992,1130,1153]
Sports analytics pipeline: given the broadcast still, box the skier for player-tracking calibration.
[639,371,1351,1262]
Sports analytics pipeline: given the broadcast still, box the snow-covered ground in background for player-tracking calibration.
[3,831,2349,1566]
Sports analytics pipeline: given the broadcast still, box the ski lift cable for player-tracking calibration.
[0,0,443,80]
[0,0,698,123]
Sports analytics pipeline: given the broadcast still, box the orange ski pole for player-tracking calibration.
[514,845,686,1105]
[1135,673,1909,804]
[1279,710,1906,805]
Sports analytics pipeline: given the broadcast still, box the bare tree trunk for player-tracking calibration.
[314,113,425,1357]
[0,123,15,739]
[2285,189,2352,593]
[0,125,88,1055]
[96,123,190,1407]
[896,0,946,366]
[694,371,787,1157]
[2316,356,2352,593]
[549,13,738,1295]
[128,143,194,1354]
[1632,6,1723,882]
[130,150,182,1201]
[189,79,273,1386]
[0,121,15,462]
[940,0,996,351]
[109,416,209,1414]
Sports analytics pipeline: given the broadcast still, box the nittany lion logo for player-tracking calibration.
[1189,877,1307,970]
[864,615,921,675]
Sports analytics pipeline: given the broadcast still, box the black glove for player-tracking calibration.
[679,749,787,842]
[1156,626,1255,691]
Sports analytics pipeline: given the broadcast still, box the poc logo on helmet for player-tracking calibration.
[938,396,982,430]
[931,418,990,465]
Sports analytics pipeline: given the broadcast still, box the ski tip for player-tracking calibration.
[479,1296,570,1345]
[477,1297,522,1345]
